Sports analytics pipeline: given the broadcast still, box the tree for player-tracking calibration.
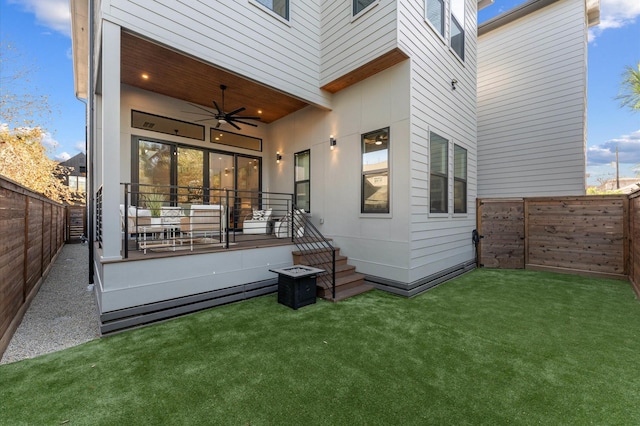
[0,41,79,203]
[616,62,640,112]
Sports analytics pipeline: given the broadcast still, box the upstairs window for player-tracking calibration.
[450,0,465,60]
[426,0,444,37]
[425,0,465,61]
[255,0,289,20]
[354,0,377,15]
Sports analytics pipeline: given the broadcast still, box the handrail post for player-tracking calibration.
[228,188,229,249]
[332,248,336,300]
[123,184,129,259]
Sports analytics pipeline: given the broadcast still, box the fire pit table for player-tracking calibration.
[269,265,325,310]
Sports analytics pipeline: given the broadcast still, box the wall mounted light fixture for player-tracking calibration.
[330,135,337,150]
[276,152,282,163]
[451,79,458,90]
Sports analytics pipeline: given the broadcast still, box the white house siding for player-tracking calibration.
[267,62,413,283]
[477,0,588,197]
[320,0,399,86]
[397,0,478,282]
[101,0,330,108]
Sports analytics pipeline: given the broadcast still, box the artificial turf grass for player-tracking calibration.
[2,269,640,425]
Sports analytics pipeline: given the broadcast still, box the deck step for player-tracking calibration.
[291,246,371,303]
[317,273,366,298]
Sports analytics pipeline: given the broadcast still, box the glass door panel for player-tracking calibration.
[177,147,204,205]
[209,153,235,206]
[138,140,171,206]
[234,156,261,230]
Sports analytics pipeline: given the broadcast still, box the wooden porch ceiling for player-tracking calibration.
[120,32,310,124]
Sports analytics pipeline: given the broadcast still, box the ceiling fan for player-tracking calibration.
[187,85,261,130]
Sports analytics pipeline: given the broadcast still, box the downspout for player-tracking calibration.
[87,0,95,284]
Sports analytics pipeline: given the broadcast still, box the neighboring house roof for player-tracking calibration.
[479,0,600,35]
[59,152,87,176]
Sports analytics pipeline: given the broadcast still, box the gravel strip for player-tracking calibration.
[1,243,100,365]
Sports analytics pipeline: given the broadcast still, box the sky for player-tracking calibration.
[0,0,639,185]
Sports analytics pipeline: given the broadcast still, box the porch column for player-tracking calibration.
[100,21,121,260]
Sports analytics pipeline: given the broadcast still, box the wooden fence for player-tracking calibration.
[0,177,65,357]
[630,191,640,296]
[477,194,634,281]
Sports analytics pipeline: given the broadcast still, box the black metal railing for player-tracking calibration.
[96,186,103,248]
[290,205,337,300]
[116,183,336,295]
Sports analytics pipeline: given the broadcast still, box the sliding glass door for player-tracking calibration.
[133,137,261,228]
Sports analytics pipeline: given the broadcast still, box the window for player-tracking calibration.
[450,0,465,60]
[454,144,467,213]
[68,176,86,192]
[354,0,376,15]
[426,0,444,36]
[295,150,310,212]
[425,0,465,61]
[361,128,389,214]
[430,132,448,214]
[255,0,289,20]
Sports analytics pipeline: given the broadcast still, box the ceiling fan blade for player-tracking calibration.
[187,103,216,114]
[215,121,221,129]
[213,101,223,115]
[227,106,246,116]
[194,117,215,122]
[228,121,241,130]
[235,116,261,120]
[231,119,259,127]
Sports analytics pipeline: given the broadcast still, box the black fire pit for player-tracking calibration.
[270,265,325,310]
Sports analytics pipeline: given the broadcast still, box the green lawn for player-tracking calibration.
[2,269,640,425]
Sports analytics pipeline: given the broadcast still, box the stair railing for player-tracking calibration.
[290,204,337,300]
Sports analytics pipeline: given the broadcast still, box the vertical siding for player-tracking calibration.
[477,0,587,197]
[398,0,478,281]
[103,0,329,107]
[320,0,398,85]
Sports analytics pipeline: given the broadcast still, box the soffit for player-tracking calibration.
[120,32,310,124]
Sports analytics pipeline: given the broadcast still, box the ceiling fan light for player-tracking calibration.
[218,118,227,124]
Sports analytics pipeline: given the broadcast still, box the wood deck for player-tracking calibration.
[120,233,297,262]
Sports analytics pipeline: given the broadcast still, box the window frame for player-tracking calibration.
[429,131,449,215]
[250,0,290,22]
[425,0,445,39]
[453,144,467,214]
[294,149,311,212]
[361,127,390,215]
[353,0,379,17]
[424,0,465,62]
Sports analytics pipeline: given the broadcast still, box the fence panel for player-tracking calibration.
[477,199,525,269]
[525,196,627,279]
[478,195,633,282]
[630,191,640,294]
[0,177,65,357]
[0,187,26,344]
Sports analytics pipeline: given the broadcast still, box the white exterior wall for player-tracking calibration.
[101,0,329,108]
[320,0,398,86]
[477,0,588,197]
[398,0,478,281]
[267,62,412,282]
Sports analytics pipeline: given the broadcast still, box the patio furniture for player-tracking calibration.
[274,209,307,238]
[243,208,274,235]
[180,204,226,250]
[119,204,152,238]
